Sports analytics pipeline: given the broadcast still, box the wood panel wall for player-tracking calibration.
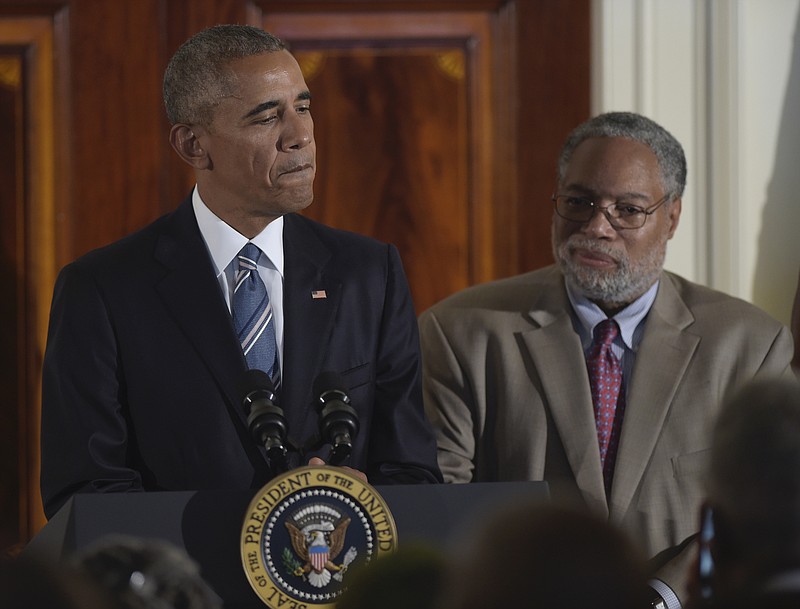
[0,51,24,555]
[0,0,589,551]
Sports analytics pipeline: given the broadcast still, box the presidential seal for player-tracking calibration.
[240,466,398,608]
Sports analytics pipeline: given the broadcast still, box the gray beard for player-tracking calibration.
[552,230,667,308]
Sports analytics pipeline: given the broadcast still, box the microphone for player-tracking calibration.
[239,369,288,475]
[313,371,359,466]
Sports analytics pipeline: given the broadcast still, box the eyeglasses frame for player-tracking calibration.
[551,193,671,230]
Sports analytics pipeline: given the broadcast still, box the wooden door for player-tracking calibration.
[0,13,60,554]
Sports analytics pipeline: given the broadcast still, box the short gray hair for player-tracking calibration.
[557,112,687,200]
[163,24,287,126]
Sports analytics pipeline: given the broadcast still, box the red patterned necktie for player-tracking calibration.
[587,319,626,495]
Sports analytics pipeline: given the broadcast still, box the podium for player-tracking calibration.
[25,481,548,608]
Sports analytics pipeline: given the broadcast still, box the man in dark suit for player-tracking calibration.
[41,24,441,520]
[685,377,800,609]
[419,112,793,608]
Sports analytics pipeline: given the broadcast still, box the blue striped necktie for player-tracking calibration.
[233,243,280,387]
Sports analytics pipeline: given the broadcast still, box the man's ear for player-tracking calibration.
[666,196,682,239]
[169,123,210,170]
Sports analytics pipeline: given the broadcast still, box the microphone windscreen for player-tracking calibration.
[313,371,347,399]
[238,368,275,403]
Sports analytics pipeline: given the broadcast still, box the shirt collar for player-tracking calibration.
[565,278,659,349]
[192,186,285,277]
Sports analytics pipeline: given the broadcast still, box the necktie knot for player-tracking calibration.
[593,318,619,348]
[238,243,262,273]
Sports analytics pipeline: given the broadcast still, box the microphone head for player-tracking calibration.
[313,371,348,401]
[238,368,276,406]
[313,371,359,463]
[239,369,287,475]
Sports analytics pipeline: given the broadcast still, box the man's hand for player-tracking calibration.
[307,456,368,482]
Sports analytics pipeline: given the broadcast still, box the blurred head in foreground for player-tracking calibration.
[71,535,221,609]
[336,543,446,609]
[438,502,651,609]
[696,377,800,605]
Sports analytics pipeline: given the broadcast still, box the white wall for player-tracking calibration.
[592,0,800,325]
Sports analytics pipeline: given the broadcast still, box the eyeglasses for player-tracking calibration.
[552,194,670,230]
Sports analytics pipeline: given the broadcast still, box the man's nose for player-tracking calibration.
[581,204,618,237]
[279,112,313,151]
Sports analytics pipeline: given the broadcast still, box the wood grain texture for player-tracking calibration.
[300,49,470,313]
[0,53,23,553]
[66,0,164,255]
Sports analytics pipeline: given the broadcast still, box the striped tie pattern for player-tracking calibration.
[587,319,626,495]
[233,243,280,387]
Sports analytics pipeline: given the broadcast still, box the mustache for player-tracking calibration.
[564,237,622,262]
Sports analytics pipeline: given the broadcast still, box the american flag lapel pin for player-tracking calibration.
[311,290,327,299]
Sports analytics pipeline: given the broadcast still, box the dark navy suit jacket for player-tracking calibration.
[41,197,441,518]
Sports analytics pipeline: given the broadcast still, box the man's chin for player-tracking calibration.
[564,262,616,287]
[267,192,314,216]
[573,278,617,300]
[562,264,625,300]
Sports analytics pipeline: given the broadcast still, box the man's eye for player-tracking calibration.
[616,204,645,217]
[565,197,592,208]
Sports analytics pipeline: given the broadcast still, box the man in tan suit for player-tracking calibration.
[419,112,793,609]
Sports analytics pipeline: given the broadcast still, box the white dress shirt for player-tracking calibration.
[191,186,285,368]
[565,277,659,390]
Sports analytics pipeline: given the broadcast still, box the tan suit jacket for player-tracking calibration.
[419,265,794,602]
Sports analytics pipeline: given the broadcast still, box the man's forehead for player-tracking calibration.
[567,137,658,171]
[224,51,306,89]
[561,137,663,194]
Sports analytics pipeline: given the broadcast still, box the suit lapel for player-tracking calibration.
[609,274,700,520]
[281,214,341,450]
[523,271,608,515]
[153,199,247,425]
